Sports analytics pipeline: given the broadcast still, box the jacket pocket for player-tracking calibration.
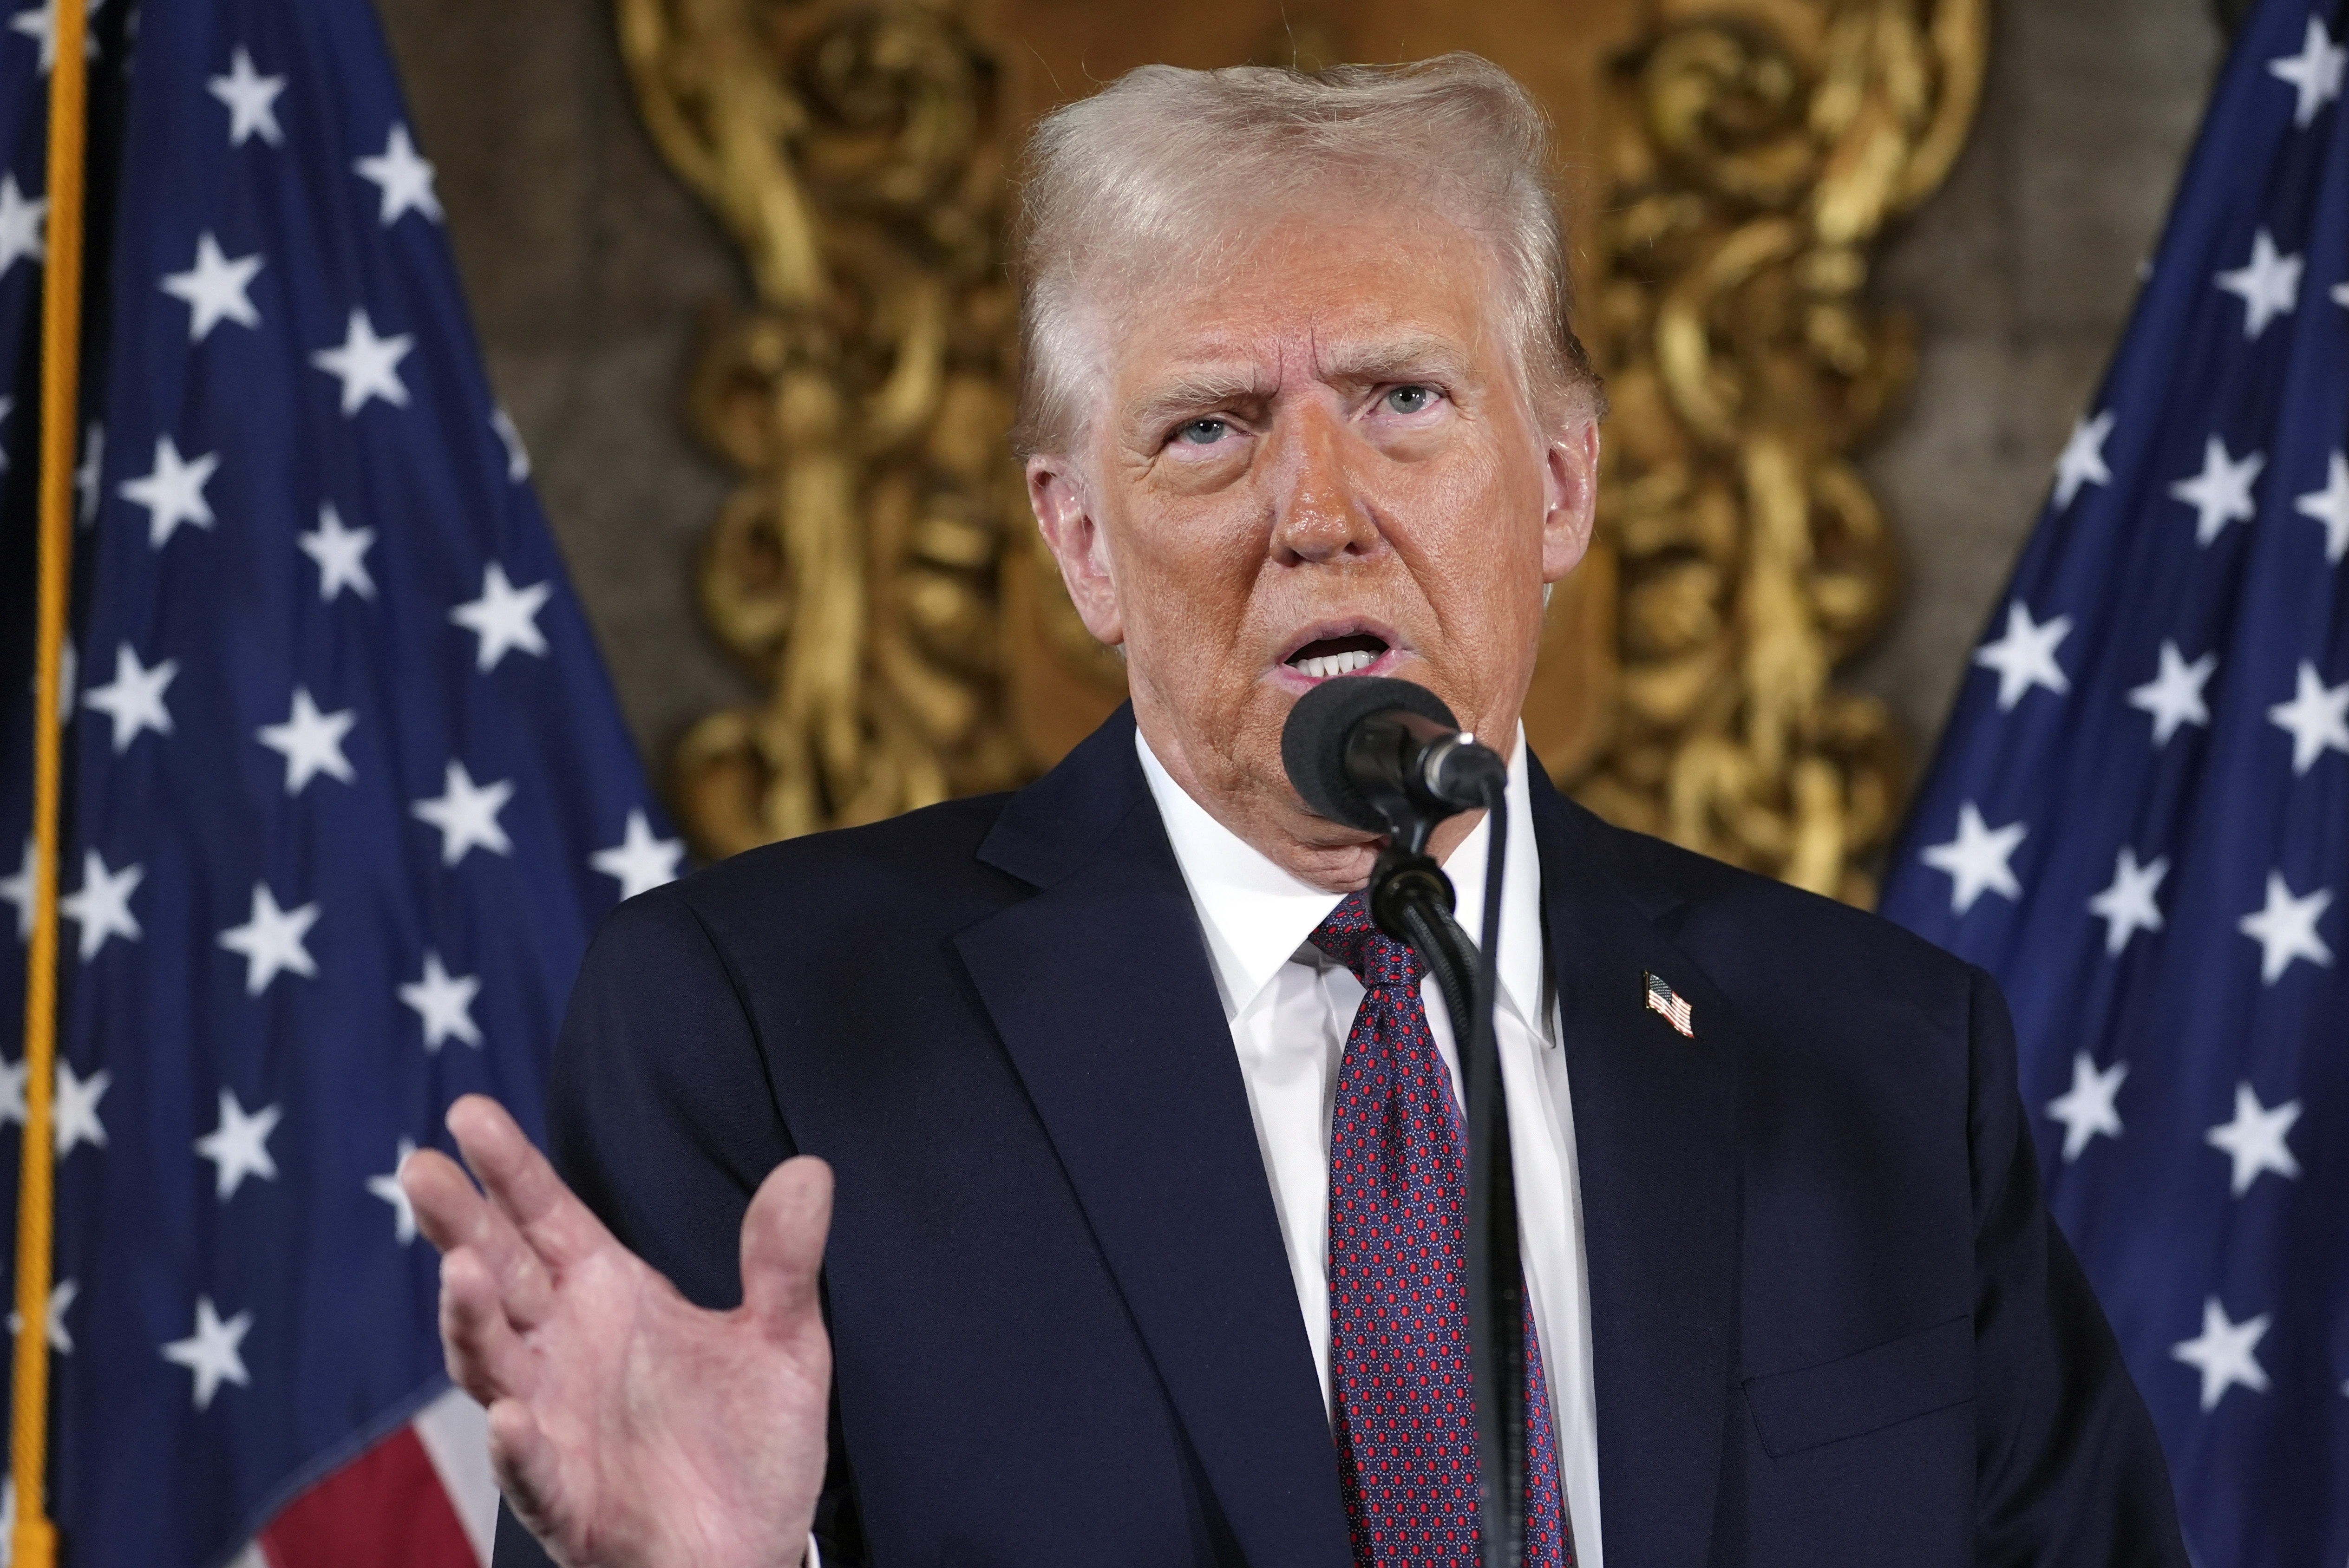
[1741,1314,1973,1458]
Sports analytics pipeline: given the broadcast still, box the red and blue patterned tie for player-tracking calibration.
[1314,891,1573,1568]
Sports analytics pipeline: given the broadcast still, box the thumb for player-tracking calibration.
[740,1155,833,1336]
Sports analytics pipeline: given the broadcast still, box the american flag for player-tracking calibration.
[1642,972,1694,1040]
[0,0,680,1562]
[1879,0,2348,1559]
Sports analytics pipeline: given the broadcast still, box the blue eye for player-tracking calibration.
[1176,418,1230,446]
[1385,385,1436,414]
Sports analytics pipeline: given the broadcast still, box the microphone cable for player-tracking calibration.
[1390,767,1524,1568]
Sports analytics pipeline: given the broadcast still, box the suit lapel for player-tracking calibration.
[957,716,1353,1568]
[958,721,1744,1566]
[1532,778,1740,1567]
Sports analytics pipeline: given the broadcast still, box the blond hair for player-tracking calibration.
[1009,53,1603,457]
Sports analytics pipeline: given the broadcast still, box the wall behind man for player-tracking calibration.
[1845,0,2224,750]
[373,0,2225,823]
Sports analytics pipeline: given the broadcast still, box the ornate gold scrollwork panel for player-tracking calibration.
[621,0,1027,853]
[1583,0,1984,901]
[621,0,1986,904]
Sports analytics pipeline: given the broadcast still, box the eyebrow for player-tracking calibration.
[1119,334,1474,435]
[1318,333,1472,389]
[1120,370,1279,436]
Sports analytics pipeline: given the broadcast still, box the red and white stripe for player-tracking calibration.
[1643,972,1695,1039]
[235,1389,499,1568]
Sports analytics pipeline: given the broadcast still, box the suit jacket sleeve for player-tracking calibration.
[1965,965,2186,1565]
[488,890,867,1568]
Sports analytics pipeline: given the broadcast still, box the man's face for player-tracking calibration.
[1027,200,1600,890]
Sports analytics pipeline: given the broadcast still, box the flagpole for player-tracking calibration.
[13,0,92,1562]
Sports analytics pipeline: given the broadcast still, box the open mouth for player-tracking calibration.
[1283,632,1391,680]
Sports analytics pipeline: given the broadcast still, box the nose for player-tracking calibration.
[1268,401,1381,565]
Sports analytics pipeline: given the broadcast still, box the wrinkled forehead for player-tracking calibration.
[1060,192,1524,438]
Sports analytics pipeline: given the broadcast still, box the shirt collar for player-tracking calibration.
[1136,723,1547,1027]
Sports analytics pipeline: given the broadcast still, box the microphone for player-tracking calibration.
[1280,675,1507,849]
[1280,673,1528,1568]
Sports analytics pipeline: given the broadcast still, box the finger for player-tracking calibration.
[405,1143,554,1326]
[740,1155,834,1337]
[484,1396,572,1546]
[447,1094,613,1274]
[402,1147,485,1255]
[439,1244,534,1404]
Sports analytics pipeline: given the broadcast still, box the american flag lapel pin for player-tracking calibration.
[1644,972,1695,1039]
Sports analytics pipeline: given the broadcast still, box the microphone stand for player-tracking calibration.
[1365,778,1524,1568]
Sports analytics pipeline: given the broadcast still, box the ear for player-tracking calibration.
[1027,454,1126,647]
[1540,417,1601,584]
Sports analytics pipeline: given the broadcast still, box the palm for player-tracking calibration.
[406,1095,832,1568]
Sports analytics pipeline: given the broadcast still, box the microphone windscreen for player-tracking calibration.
[1281,675,1459,831]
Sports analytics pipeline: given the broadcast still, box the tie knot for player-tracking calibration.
[1309,890,1426,991]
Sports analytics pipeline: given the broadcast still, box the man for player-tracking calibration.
[404,54,2188,1568]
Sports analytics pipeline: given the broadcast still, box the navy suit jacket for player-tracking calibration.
[492,709,2185,1567]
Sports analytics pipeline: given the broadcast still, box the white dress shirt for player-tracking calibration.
[1137,728,1604,1566]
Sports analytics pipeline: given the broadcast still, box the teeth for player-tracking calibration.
[1293,648,1378,679]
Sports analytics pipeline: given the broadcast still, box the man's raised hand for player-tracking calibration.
[401,1095,832,1568]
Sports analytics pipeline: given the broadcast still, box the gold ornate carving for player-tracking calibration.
[618,0,1026,856]
[620,0,1986,902]
[1573,0,1986,902]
